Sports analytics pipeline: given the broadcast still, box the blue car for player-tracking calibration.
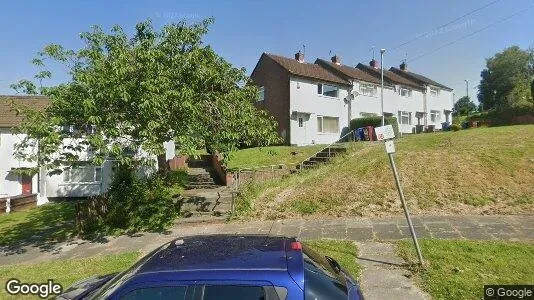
[59,235,364,299]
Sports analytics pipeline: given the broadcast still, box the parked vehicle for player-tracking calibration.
[58,235,364,300]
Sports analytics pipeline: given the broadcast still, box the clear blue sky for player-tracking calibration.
[1,0,533,101]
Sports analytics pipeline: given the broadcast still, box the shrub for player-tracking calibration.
[76,166,182,236]
[350,116,400,137]
[450,124,461,131]
[466,106,534,126]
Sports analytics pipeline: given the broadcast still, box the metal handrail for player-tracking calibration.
[299,129,356,169]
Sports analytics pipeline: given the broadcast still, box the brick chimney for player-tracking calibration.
[331,55,341,65]
[400,61,407,71]
[369,59,378,69]
[295,51,304,63]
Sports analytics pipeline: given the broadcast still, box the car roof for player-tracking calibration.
[135,235,293,274]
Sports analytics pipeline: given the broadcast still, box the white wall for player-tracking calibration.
[289,77,350,145]
[0,129,39,198]
[426,86,454,129]
[350,82,426,134]
[1,129,161,200]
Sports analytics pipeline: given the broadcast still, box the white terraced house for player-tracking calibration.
[0,95,175,205]
[251,52,454,146]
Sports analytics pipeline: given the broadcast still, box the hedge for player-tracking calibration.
[466,106,534,126]
[350,116,400,137]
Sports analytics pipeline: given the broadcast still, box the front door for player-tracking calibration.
[21,175,32,195]
[294,113,308,145]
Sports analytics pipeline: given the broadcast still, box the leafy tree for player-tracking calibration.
[477,46,534,110]
[10,19,279,174]
[453,96,477,116]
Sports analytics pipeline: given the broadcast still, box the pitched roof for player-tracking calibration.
[0,95,50,128]
[314,59,382,85]
[262,53,350,86]
[389,67,452,91]
[356,63,424,90]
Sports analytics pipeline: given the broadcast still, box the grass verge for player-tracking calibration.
[306,240,361,279]
[397,239,534,300]
[0,252,140,299]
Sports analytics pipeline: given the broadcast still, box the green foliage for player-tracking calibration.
[453,96,477,116]
[12,18,280,174]
[77,168,187,235]
[466,106,534,126]
[397,240,534,300]
[478,46,534,110]
[450,124,461,131]
[350,116,399,137]
[104,167,179,233]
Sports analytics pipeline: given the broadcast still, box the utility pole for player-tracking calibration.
[464,80,469,100]
[380,49,386,126]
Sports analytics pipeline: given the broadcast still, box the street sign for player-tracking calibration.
[385,140,396,154]
[375,125,395,141]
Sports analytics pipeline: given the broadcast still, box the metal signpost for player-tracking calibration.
[375,125,424,266]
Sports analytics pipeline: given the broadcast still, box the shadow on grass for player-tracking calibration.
[0,202,81,255]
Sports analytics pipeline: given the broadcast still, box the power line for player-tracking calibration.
[408,3,534,63]
[391,0,502,52]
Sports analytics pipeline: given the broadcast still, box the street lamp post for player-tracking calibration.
[464,80,469,100]
[380,49,386,126]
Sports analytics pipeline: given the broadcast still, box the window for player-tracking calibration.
[317,83,339,98]
[398,111,412,125]
[399,87,412,97]
[63,166,102,183]
[430,87,440,96]
[257,86,265,102]
[203,285,265,300]
[122,286,187,300]
[302,244,349,300]
[317,116,339,133]
[359,83,377,96]
[298,117,303,128]
[430,110,441,122]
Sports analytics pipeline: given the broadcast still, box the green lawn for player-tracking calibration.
[397,239,534,300]
[0,202,76,247]
[306,240,361,279]
[0,252,140,299]
[226,145,325,170]
[233,125,534,220]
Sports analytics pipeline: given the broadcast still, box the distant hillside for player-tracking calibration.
[235,125,534,219]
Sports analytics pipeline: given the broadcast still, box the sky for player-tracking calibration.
[1,0,533,102]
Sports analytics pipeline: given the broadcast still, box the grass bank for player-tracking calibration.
[226,145,324,170]
[397,239,534,300]
[233,125,534,220]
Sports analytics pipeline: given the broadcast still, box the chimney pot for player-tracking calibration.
[369,59,378,69]
[295,51,304,63]
[400,62,407,71]
[331,55,341,65]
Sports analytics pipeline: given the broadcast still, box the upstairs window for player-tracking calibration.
[430,87,440,96]
[257,86,265,102]
[360,83,377,96]
[399,87,412,97]
[317,83,339,98]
